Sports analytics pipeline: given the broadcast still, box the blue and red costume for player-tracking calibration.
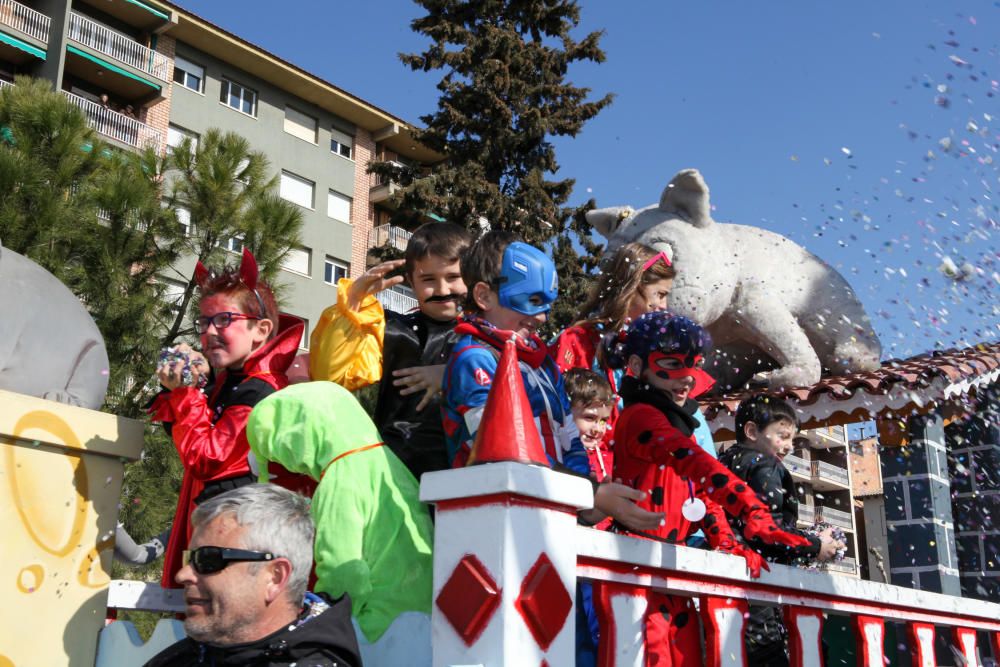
[442,315,589,475]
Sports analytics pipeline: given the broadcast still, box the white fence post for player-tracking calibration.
[421,463,591,667]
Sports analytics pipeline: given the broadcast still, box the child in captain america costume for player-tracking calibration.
[595,311,812,666]
[442,232,588,473]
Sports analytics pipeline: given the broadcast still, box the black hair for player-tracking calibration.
[734,394,799,444]
[404,222,473,276]
[460,230,520,313]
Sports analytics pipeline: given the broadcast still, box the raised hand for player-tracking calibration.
[346,259,406,310]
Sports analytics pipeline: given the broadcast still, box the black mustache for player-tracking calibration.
[424,294,465,304]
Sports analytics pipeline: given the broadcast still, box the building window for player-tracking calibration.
[175,206,192,236]
[330,126,353,159]
[173,55,204,93]
[160,278,188,316]
[281,246,311,276]
[324,257,349,285]
[167,124,199,154]
[279,171,315,209]
[220,78,257,117]
[327,190,352,223]
[284,106,318,144]
[222,234,244,253]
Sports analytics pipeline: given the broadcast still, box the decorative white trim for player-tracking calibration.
[420,462,593,510]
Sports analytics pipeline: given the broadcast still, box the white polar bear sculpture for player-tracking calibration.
[586,169,882,391]
[0,240,109,408]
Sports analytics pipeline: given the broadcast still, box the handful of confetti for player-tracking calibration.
[158,347,208,388]
[805,521,847,565]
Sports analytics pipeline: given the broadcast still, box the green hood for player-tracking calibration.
[247,381,382,479]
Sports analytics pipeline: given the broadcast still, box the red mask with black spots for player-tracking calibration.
[646,351,715,399]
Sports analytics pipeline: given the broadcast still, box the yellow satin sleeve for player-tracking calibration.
[308,278,385,391]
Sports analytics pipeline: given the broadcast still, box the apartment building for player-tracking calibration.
[0,0,434,342]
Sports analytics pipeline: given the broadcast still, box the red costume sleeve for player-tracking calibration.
[551,326,597,373]
[617,405,811,550]
[157,387,253,481]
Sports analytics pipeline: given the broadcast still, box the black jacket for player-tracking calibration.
[718,443,820,563]
[144,594,362,667]
[374,309,457,480]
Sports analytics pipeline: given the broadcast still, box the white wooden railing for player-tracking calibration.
[66,12,171,81]
[0,78,12,90]
[369,223,412,252]
[0,0,50,43]
[62,91,162,151]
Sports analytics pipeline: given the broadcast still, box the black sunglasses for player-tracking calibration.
[182,546,275,574]
[194,311,260,334]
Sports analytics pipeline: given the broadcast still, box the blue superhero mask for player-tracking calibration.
[496,242,558,315]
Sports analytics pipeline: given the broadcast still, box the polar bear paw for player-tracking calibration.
[752,364,820,390]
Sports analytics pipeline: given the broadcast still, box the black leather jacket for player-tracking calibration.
[374,310,457,480]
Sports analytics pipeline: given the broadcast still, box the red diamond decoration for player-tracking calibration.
[436,554,501,646]
[515,553,572,651]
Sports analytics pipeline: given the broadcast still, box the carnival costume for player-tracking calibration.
[309,279,457,479]
[247,381,434,642]
[150,251,310,588]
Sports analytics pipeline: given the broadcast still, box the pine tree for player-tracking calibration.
[372,0,612,330]
[0,76,102,271]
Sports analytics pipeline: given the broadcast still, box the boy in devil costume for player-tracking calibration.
[150,249,312,588]
[597,311,811,666]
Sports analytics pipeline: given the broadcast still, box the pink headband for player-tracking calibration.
[642,251,672,272]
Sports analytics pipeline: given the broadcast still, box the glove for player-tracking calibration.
[730,543,769,579]
[742,506,813,550]
[715,535,770,580]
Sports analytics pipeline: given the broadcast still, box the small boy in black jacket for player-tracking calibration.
[720,395,844,667]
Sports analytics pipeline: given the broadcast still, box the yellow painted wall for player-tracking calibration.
[0,391,143,667]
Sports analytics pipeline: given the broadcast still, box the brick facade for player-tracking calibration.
[141,32,175,154]
[349,127,375,278]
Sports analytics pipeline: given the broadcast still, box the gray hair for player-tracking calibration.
[191,484,314,605]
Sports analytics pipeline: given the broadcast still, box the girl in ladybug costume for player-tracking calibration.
[595,311,811,666]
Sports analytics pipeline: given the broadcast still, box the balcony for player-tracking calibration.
[784,453,810,479]
[369,223,412,253]
[824,556,858,576]
[811,459,850,489]
[0,77,11,89]
[376,287,417,314]
[806,425,846,448]
[0,0,50,45]
[63,90,162,151]
[797,503,816,526]
[817,504,853,531]
[66,12,171,81]
[369,160,405,204]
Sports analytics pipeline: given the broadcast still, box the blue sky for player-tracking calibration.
[181,0,999,360]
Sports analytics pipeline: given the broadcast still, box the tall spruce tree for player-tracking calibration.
[372,0,612,330]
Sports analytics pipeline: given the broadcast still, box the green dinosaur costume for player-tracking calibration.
[247,381,434,642]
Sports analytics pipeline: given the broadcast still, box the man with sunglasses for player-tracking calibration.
[145,485,361,667]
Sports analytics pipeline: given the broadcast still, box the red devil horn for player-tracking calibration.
[194,261,210,288]
[239,248,259,290]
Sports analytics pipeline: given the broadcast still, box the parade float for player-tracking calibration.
[2,172,999,665]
